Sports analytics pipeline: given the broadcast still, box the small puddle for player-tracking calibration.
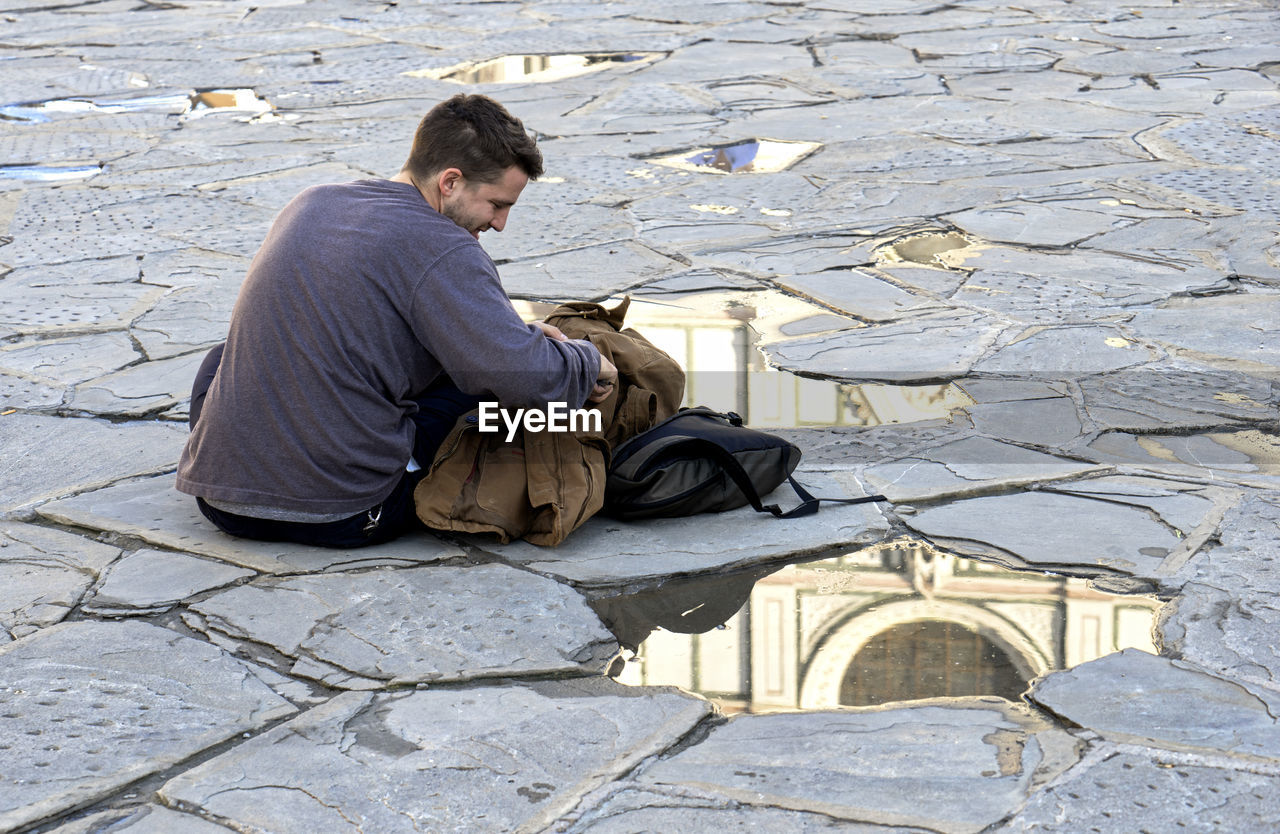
[515,290,972,427]
[647,139,822,174]
[0,164,101,182]
[596,539,1159,713]
[0,89,272,122]
[406,53,663,84]
[876,230,979,269]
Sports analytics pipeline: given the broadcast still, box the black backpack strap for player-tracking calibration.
[657,437,889,519]
[776,475,888,519]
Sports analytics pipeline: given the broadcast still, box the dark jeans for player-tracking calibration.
[189,343,479,548]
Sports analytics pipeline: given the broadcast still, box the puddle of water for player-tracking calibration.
[0,164,101,182]
[515,290,972,427]
[876,230,979,269]
[187,89,273,118]
[406,53,663,84]
[0,89,270,122]
[647,139,822,175]
[598,539,1159,714]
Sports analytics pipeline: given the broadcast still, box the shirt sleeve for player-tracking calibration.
[408,242,601,408]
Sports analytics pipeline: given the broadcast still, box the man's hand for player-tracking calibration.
[587,355,617,404]
[533,321,568,341]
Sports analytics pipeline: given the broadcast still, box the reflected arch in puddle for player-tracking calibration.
[800,596,1047,710]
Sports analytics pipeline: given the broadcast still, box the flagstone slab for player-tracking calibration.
[1028,649,1280,762]
[0,414,186,513]
[1086,429,1280,483]
[0,332,139,386]
[48,805,235,834]
[474,470,890,587]
[0,522,119,640]
[974,326,1155,375]
[70,350,207,417]
[862,437,1104,504]
[945,201,1128,247]
[1001,748,1280,833]
[501,240,685,301]
[0,620,295,833]
[1125,294,1280,369]
[83,548,253,615]
[565,783,930,833]
[903,476,1227,579]
[186,563,618,688]
[159,679,711,834]
[1161,495,1280,687]
[961,396,1084,448]
[634,698,1078,834]
[1078,365,1277,431]
[764,313,1006,383]
[36,474,464,574]
[773,269,942,322]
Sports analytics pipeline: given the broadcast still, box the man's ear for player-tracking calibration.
[437,168,464,196]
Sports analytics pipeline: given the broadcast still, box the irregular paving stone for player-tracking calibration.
[500,240,688,300]
[0,414,186,513]
[0,522,119,639]
[946,201,1130,247]
[70,350,207,417]
[1086,429,1280,484]
[564,783,931,833]
[48,805,235,833]
[862,436,1104,503]
[962,396,1084,448]
[0,280,166,337]
[1078,365,1278,432]
[159,679,712,834]
[475,471,889,587]
[1125,294,1280,369]
[765,312,1007,383]
[973,325,1155,375]
[1001,747,1280,833]
[1161,495,1280,687]
[36,474,465,574]
[187,564,618,687]
[0,333,139,386]
[903,476,1227,579]
[634,698,1078,834]
[1028,649,1280,762]
[0,620,295,833]
[773,269,943,322]
[83,548,253,615]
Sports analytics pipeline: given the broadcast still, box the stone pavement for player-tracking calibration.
[2,0,1279,831]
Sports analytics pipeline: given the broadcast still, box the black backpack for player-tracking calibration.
[603,407,888,520]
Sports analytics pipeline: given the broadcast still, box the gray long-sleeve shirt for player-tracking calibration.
[176,178,600,516]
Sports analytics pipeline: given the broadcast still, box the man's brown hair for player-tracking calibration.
[403,94,543,184]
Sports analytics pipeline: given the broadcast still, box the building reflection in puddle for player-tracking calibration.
[407,53,663,84]
[596,539,1160,714]
[517,290,973,427]
[646,138,823,175]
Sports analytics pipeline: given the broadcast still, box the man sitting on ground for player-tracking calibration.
[177,93,616,548]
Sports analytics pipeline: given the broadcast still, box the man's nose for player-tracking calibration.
[490,207,510,232]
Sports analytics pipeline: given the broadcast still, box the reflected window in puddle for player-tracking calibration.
[596,539,1160,714]
[515,290,971,427]
[406,52,663,84]
[647,139,822,174]
[0,163,101,182]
